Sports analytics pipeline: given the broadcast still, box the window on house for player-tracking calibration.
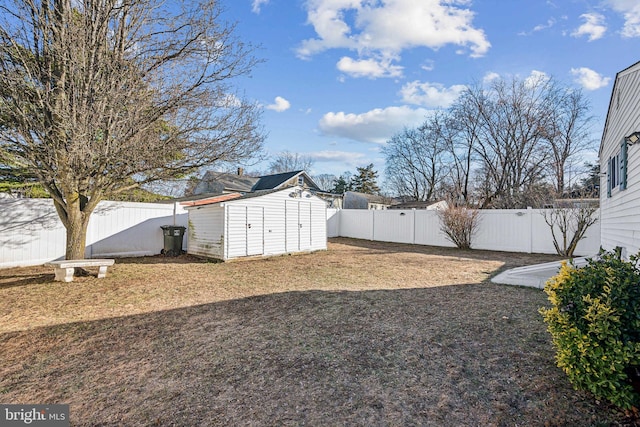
[297,176,304,186]
[620,138,628,191]
[607,139,628,197]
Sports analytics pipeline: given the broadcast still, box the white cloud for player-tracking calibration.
[570,67,611,90]
[319,106,431,144]
[534,18,557,32]
[308,150,368,163]
[216,93,242,108]
[266,96,291,112]
[525,70,550,88]
[399,81,466,108]
[482,72,500,84]
[519,18,557,36]
[421,60,435,71]
[336,56,404,79]
[252,0,269,14]
[297,0,490,76]
[571,13,607,41]
[605,0,640,37]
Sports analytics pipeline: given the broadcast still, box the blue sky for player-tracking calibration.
[223,0,640,182]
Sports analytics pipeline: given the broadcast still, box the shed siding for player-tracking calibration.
[187,205,224,258]
[600,63,640,256]
[263,204,286,255]
[299,202,312,250]
[227,189,327,258]
[285,200,300,252]
[186,187,326,261]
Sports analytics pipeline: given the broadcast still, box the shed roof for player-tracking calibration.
[180,192,242,207]
[182,187,313,208]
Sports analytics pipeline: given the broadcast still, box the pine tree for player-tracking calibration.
[350,164,380,194]
[331,172,352,194]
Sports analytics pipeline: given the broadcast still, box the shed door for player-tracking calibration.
[227,205,264,258]
[246,206,264,256]
[299,202,312,250]
[285,201,299,252]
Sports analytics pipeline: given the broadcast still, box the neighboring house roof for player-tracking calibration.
[252,170,320,192]
[389,200,447,210]
[194,171,259,194]
[343,191,391,209]
[193,170,324,196]
[345,191,388,204]
[252,170,301,191]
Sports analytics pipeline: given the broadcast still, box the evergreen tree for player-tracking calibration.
[350,164,380,194]
[579,162,600,197]
[331,172,352,194]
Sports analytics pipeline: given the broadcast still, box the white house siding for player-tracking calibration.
[600,61,640,257]
[186,205,225,259]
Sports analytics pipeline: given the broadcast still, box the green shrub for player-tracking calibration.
[540,250,640,409]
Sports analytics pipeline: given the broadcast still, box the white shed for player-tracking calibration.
[599,60,640,257]
[183,187,327,261]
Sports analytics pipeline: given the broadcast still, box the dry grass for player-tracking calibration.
[0,238,629,425]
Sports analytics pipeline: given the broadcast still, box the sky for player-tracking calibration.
[221,0,640,184]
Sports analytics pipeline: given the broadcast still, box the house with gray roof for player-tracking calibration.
[192,169,342,208]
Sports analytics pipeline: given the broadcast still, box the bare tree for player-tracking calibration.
[383,113,447,201]
[541,201,598,257]
[444,91,482,203]
[0,0,264,259]
[312,173,337,192]
[268,151,314,174]
[543,88,595,195]
[465,75,553,208]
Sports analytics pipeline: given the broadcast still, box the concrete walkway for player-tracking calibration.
[491,257,589,289]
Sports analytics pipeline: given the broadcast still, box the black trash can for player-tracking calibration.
[161,225,186,256]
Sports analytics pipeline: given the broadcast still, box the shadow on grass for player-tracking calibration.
[0,273,52,290]
[330,237,563,265]
[0,285,616,427]
[107,253,219,265]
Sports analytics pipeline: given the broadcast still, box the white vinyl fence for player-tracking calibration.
[0,198,187,268]
[0,201,600,269]
[328,208,601,256]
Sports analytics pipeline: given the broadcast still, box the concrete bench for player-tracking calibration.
[44,259,115,282]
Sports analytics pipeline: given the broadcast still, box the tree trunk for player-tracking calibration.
[65,211,90,260]
[53,193,96,260]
